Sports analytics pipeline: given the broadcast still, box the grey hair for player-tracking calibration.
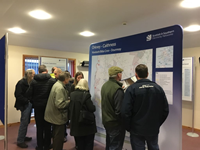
[58,72,70,81]
[75,79,89,91]
[24,69,34,84]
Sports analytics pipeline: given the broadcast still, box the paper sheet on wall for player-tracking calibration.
[182,57,193,101]
[156,72,173,105]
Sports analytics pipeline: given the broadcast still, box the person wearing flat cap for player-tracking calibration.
[101,66,125,150]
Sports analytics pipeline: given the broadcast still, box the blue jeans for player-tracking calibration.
[130,134,159,150]
[105,125,125,150]
[17,102,32,143]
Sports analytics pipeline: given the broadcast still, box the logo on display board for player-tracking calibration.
[146,30,175,41]
[146,34,152,41]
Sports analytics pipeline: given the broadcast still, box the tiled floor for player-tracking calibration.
[0,122,200,150]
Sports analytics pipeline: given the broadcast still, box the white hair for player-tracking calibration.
[75,79,89,91]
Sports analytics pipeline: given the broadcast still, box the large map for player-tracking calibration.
[90,49,153,128]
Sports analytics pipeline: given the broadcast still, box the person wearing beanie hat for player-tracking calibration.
[101,66,125,150]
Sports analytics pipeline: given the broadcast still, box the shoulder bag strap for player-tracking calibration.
[80,91,87,110]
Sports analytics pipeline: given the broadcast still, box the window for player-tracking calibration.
[23,55,39,75]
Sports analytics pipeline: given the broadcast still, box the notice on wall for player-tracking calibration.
[182,57,194,101]
[156,46,173,68]
[40,57,67,73]
[156,72,173,105]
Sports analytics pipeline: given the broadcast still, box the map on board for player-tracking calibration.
[156,45,173,68]
[90,49,153,128]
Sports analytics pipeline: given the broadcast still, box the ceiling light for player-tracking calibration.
[181,0,200,8]
[29,10,51,20]
[8,27,26,34]
[80,31,95,37]
[184,25,200,32]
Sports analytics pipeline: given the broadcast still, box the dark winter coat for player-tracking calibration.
[121,79,169,136]
[32,73,56,108]
[69,89,97,136]
[14,78,33,111]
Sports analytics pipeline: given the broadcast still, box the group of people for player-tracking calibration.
[14,65,96,150]
[14,63,169,150]
[101,65,169,150]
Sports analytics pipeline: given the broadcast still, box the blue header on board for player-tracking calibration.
[90,25,182,56]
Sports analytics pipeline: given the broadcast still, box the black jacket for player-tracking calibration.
[69,89,97,136]
[32,73,56,108]
[14,78,32,111]
[121,79,169,136]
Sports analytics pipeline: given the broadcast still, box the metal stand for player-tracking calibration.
[187,99,199,137]
[0,135,4,140]
[187,132,199,137]
[187,58,199,138]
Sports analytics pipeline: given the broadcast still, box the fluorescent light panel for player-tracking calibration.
[80,31,95,37]
[184,25,200,32]
[29,10,51,20]
[8,27,26,34]
[181,0,200,8]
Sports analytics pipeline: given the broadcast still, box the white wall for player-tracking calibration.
[6,45,89,124]
[182,47,200,129]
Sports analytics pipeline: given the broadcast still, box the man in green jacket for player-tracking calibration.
[45,72,70,150]
[101,66,125,150]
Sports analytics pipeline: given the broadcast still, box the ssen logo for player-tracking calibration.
[146,34,152,41]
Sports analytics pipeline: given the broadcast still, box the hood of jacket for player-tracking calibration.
[34,73,51,81]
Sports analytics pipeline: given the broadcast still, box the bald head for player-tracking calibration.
[54,68,62,79]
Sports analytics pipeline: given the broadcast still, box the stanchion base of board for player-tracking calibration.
[0,135,5,140]
[187,132,199,137]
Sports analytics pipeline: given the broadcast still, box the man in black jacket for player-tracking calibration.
[14,69,35,148]
[32,65,56,150]
[121,64,169,150]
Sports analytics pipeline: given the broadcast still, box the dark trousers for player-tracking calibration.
[17,102,32,143]
[130,134,159,150]
[105,125,125,150]
[64,123,68,137]
[52,124,65,150]
[74,134,95,150]
[34,106,51,150]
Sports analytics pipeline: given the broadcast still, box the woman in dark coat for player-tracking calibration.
[69,79,97,150]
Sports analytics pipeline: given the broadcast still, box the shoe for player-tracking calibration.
[63,137,67,143]
[35,146,43,150]
[24,136,32,141]
[17,142,28,148]
[49,144,53,149]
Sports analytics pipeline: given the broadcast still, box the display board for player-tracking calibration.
[40,57,68,72]
[0,35,6,124]
[182,57,194,101]
[89,25,182,150]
